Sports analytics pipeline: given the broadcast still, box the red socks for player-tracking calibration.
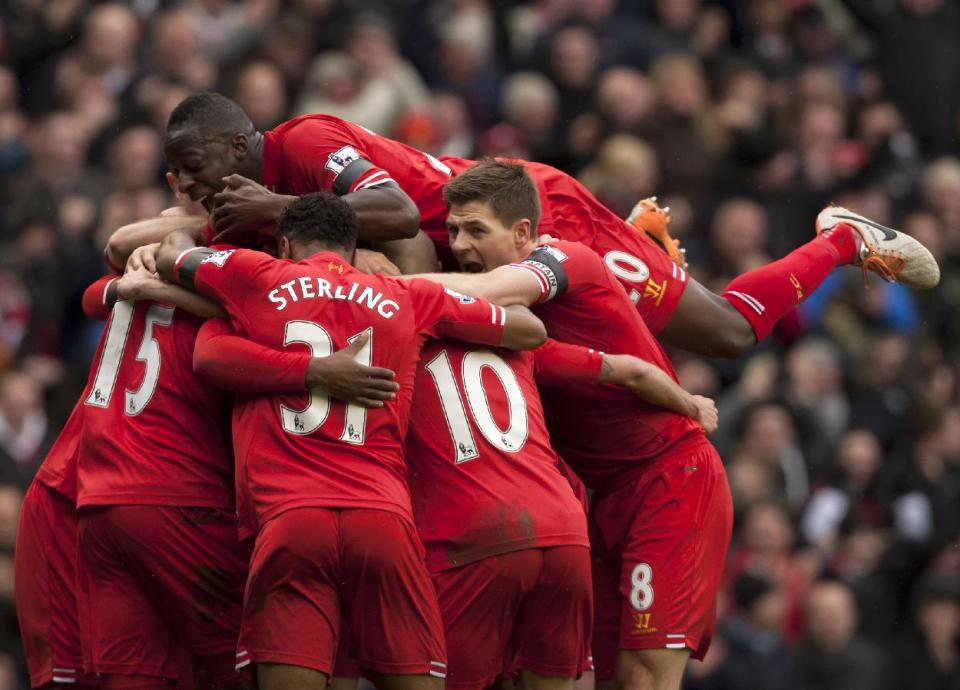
[721,224,858,342]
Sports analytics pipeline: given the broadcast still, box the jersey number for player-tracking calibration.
[604,251,650,305]
[630,562,654,611]
[280,321,372,444]
[424,349,528,463]
[85,301,174,416]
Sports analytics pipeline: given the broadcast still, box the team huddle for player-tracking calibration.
[14,93,941,690]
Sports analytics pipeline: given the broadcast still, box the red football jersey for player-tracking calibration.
[258,114,684,332]
[406,338,600,571]
[77,293,234,509]
[33,397,83,502]
[511,240,704,491]
[179,247,509,530]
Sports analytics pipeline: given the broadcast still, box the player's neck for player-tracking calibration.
[294,243,353,264]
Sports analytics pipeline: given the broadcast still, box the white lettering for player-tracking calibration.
[357,286,381,310]
[377,300,399,319]
[268,289,287,311]
[299,276,315,299]
[317,279,333,299]
[281,280,298,302]
[334,285,348,300]
[347,282,359,301]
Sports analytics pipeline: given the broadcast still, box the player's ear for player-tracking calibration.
[231,132,248,160]
[513,218,533,247]
[277,236,291,260]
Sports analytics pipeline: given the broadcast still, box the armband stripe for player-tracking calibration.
[333,158,376,195]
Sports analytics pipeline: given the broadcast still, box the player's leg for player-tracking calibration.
[612,649,689,690]
[592,445,733,690]
[257,663,327,690]
[339,510,446,690]
[16,482,102,689]
[511,546,592,690]
[76,507,182,687]
[433,551,538,690]
[238,508,343,689]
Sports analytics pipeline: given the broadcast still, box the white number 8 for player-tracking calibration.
[629,562,654,611]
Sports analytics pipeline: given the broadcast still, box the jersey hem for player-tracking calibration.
[76,493,233,511]
[425,534,590,572]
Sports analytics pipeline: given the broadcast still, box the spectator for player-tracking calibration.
[795,580,884,690]
[889,577,960,689]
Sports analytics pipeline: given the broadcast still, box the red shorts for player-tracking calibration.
[589,442,732,679]
[430,546,592,690]
[15,481,100,688]
[241,508,445,677]
[587,220,688,335]
[77,505,249,684]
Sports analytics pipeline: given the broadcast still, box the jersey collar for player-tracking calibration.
[302,250,355,276]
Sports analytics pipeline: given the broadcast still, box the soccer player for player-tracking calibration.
[159,93,939,361]
[154,191,547,690]
[186,323,718,690]
[76,261,253,690]
[402,160,734,690]
[16,399,99,690]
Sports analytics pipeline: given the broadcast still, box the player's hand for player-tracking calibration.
[354,248,401,276]
[305,332,400,408]
[126,242,161,275]
[211,174,285,243]
[117,265,166,301]
[691,395,718,434]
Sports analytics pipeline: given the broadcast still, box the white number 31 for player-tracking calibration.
[629,563,654,611]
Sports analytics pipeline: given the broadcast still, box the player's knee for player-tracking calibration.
[615,649,688,690]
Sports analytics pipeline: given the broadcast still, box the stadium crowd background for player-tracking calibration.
[0,0,959,688]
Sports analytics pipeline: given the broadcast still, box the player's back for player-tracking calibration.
[78,299,233,509]
[406,338,588,572]
[198,249,450,528]
[519,241,703,491]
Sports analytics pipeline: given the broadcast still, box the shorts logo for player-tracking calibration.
[632,613,657,634]
[201,249,235,268]
[325,145,361,175]
[444,288,475,304]
[643,278,667,306]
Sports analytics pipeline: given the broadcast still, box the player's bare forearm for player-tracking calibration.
[600,353,698,418]
[498,305,547,350]
[407,265,540,307]
[346,184,420,241]
[124,281,226,319]
[156,230,200,284]
[105,215,207,272]
[372,231,440,274]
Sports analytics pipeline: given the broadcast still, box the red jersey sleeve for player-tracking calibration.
[175,247,273,316]
[408,279,507,346]
[508,241,598,304]
[81,275,120,321]
[532,338,604,388]
[282,119,395,195]
[193,318,309,393]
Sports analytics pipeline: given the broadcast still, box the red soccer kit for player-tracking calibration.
[260,114,686,333]
[510,240,733,676]
[406,338,596,688]
[75,281,248,685]
[176,245,511,677]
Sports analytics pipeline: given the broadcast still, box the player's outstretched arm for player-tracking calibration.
[194,321,399,407]
[407,264,542,307]
[496,305,547,350]
[156,230,201,285]
[116,266,227,319]
[105,215,207,273]
[600,353,718,433]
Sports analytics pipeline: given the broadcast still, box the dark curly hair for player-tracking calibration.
[276,192,359,253]
[166,92,254,138]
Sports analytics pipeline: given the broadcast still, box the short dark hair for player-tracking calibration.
[166,93,254,139]
[276,192,359,253]
[443,160,541,233]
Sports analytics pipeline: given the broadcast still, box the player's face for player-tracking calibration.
[164,128,246,213]
[447,201,533,273]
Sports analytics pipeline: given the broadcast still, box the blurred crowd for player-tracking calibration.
[1,0,959,688]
